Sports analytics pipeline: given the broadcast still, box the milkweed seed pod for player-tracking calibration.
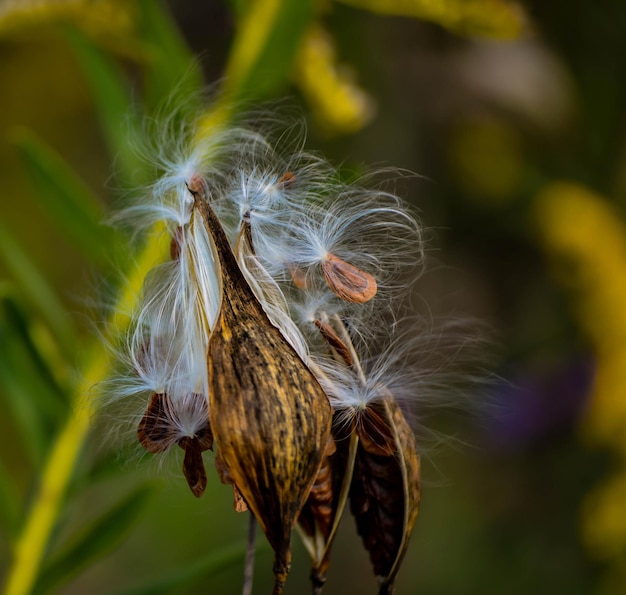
[189,175,332,593]
[295,314,422,595]
[210,139,424,593]
[106,108,480,594]
[115,181,222,497]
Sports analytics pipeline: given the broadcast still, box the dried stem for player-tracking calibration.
[242,513,257,595]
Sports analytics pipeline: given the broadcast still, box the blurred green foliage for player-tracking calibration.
[1,0,626,594]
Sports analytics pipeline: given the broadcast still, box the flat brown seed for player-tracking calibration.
[321,253,377,303]
[137,393,173,454]
[233,484,249,512]
[170,226,184,261]
[243,220,255,254]
[196,424,214,452]
[191,182,332,594]
[357,403,397,457]
[277,171,296,188]
[179,436,208,498]
[288,264,308,290]
[187,173,207,197]
[314,319,353,366]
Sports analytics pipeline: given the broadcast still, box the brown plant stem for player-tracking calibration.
[242,513,257,595]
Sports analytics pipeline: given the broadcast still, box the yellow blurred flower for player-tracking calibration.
[293,24,374,134]
[0,0,133,32]
[337,0,525,39]
[583,470,626,559]
[535,182,626,455]
[0,0,136,50]
[293,0,527,133]
[535,181,626,566]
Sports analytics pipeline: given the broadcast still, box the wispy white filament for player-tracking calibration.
[107,108,482,460]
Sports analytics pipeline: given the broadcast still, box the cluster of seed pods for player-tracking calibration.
[117,123,422,594]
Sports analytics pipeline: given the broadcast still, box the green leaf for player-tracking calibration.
[0,454,22,539]
[0,294,66,465]
[34,485,154,594]
[119,539,269,595]
[0,294,69,411]
[12,128,120,267]
[226,0,248,19]
[0,227,75,358]
[0,364,47,466]
[62,26,145,186]
[223,0,315,101]
[138,0,203,112]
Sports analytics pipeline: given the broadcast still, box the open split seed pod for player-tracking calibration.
[351,398,421,595]
[299,397,420,595]
[137,392,214,498]
[297,310,421,595]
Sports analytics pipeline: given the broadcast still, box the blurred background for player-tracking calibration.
[1,0,626,593]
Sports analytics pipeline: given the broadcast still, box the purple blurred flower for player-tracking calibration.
[488,356,594,451]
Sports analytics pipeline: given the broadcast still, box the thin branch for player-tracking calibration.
[242,512,257,595]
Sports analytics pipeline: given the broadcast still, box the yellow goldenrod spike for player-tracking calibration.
[111,221,171,331]
[0,0,135,39]
[534,182,626,455]
[3,354,105,595]
[194,102,232,153]
[2,220,169,595]
[294,24,374,134]
[337,0,526,40]
[222,0,282,96]
[582,470,626,561]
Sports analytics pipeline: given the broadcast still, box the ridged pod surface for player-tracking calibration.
[190,177,332,594]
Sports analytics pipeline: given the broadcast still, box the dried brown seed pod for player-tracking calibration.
[298,423,358,595]
[350,400,420,595]
[178,436,208,497]
[138,392,214,497]
[321,253,377,303]
[189,175,332,595]
[137,392,171,454]
[299,397,420,595]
